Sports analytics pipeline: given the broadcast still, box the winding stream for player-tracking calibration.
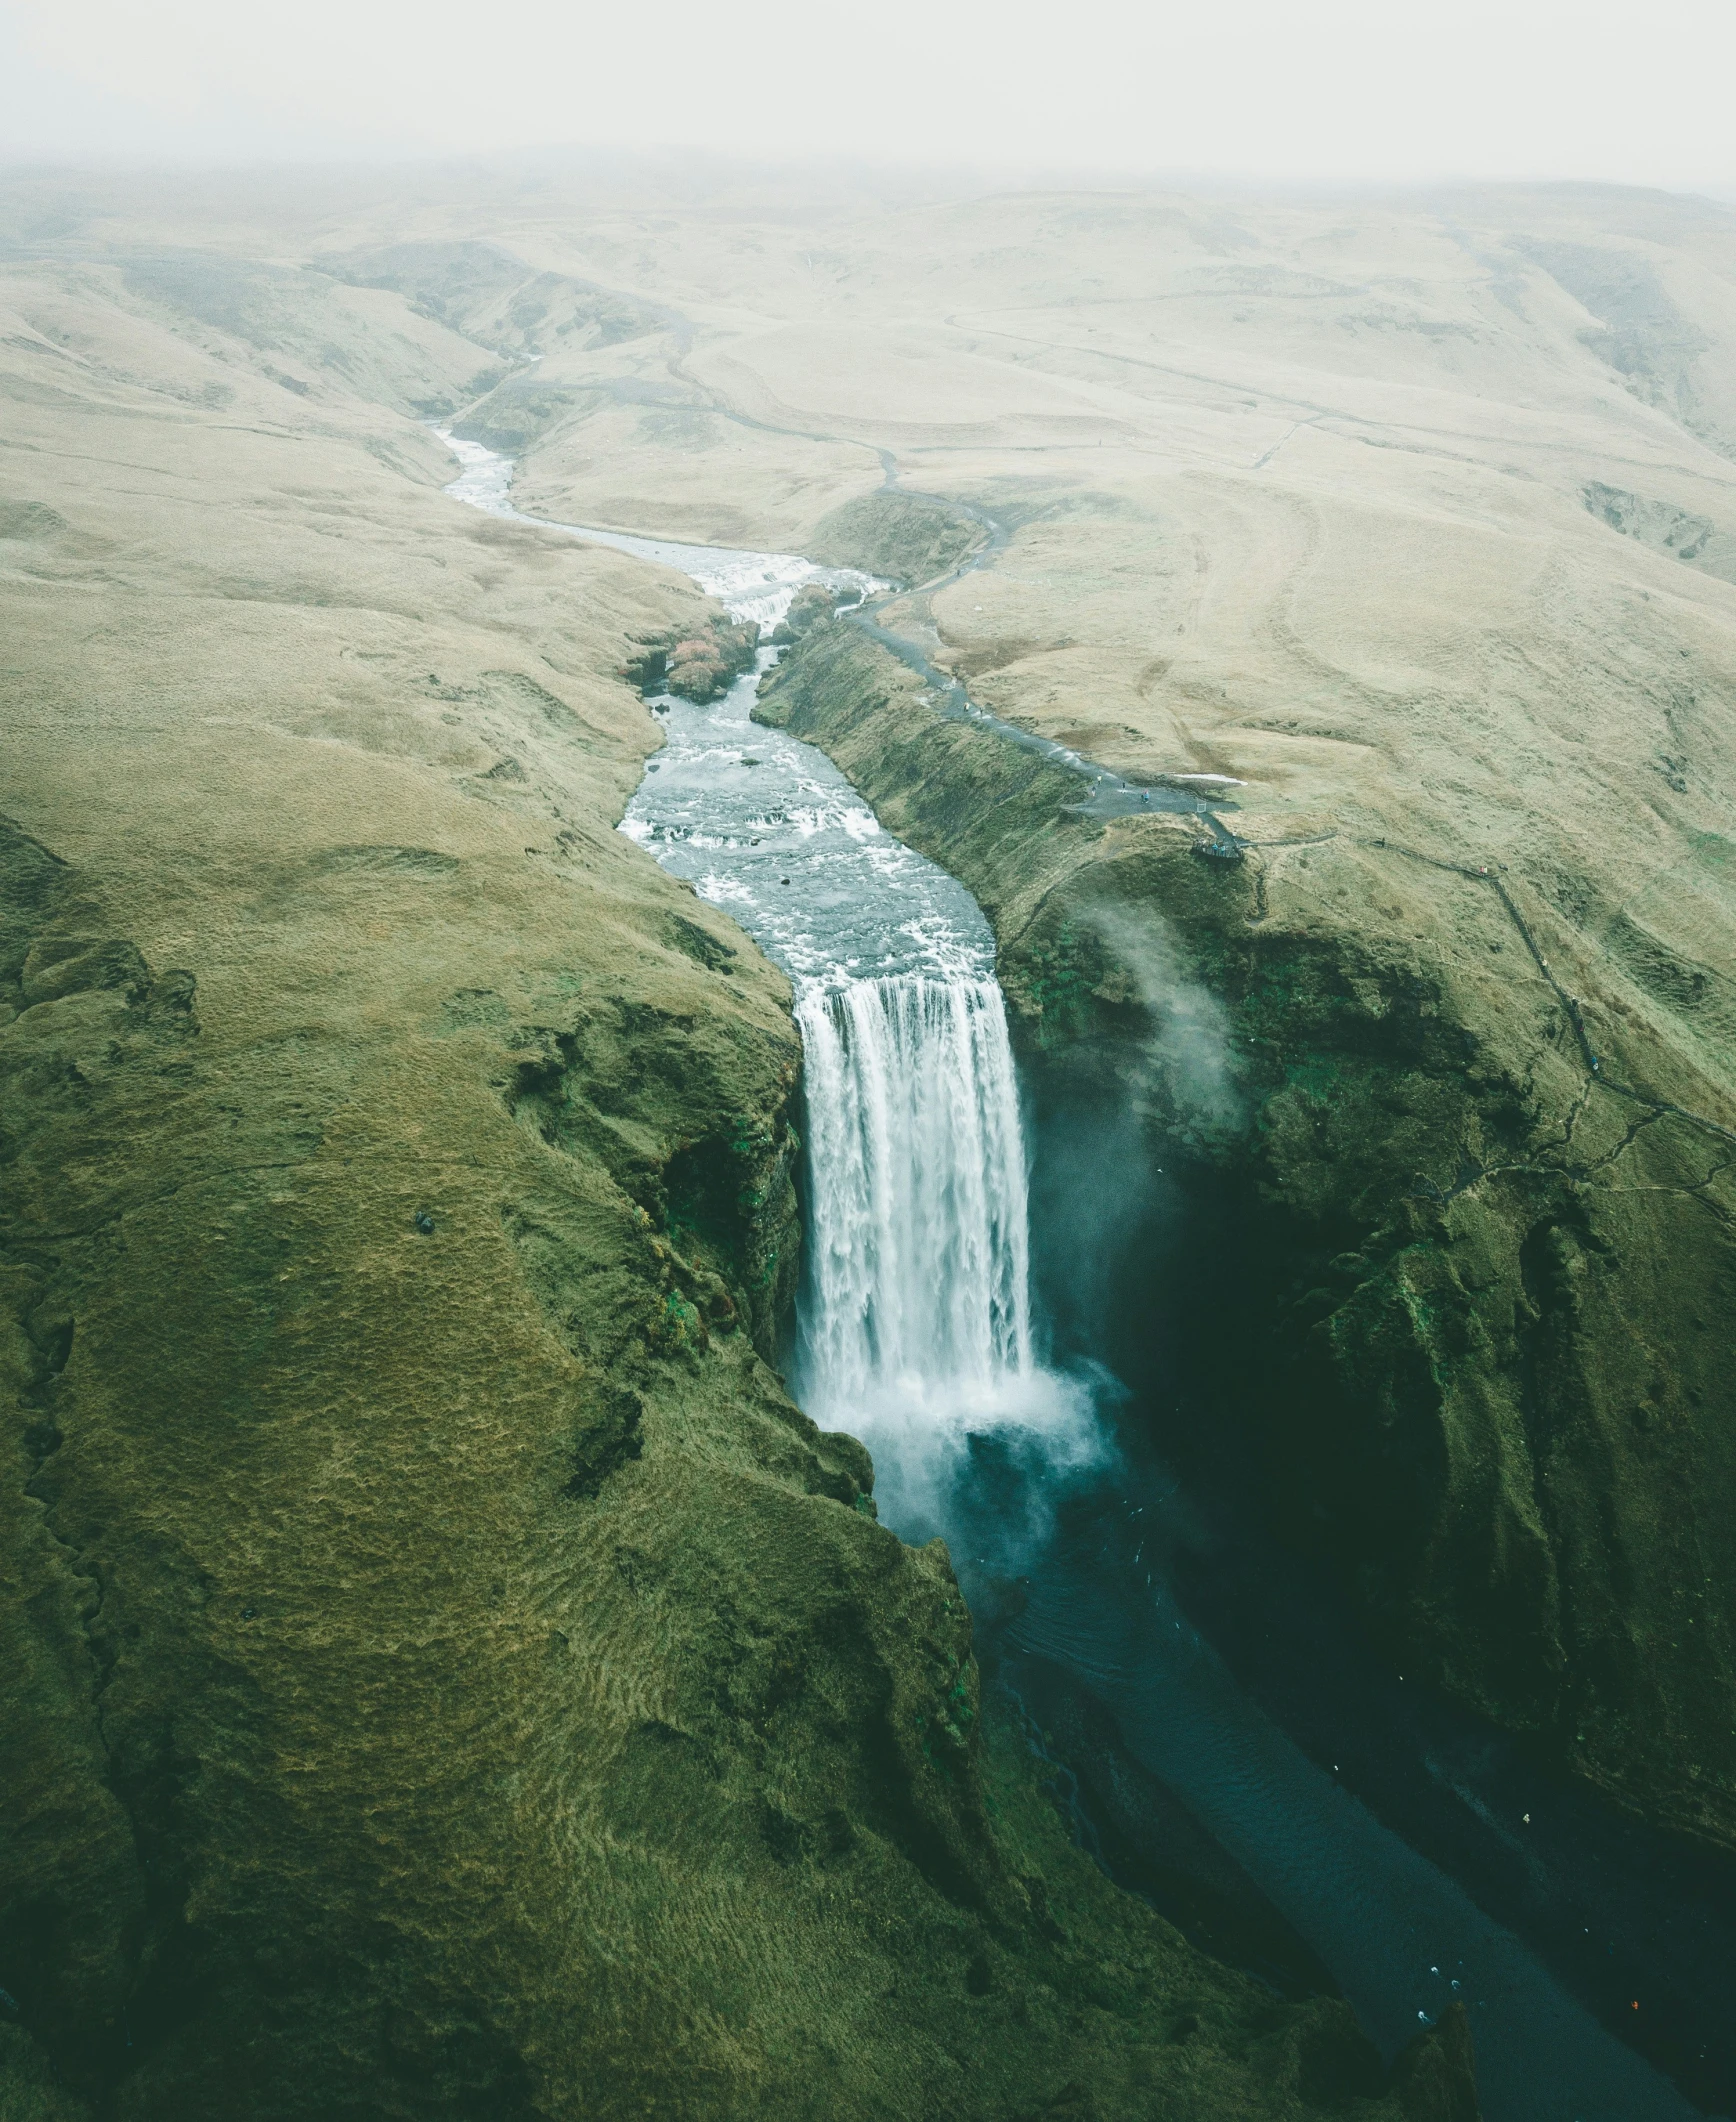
[440,432,1725,2122]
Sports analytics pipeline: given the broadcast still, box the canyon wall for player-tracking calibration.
[757,611,1736,1858]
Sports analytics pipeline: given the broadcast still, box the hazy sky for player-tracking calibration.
[3,0,1733,191]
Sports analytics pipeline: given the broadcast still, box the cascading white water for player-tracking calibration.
[795,973,1100,1541]
[438,429,1100,1538]
[797,974,1033,1413]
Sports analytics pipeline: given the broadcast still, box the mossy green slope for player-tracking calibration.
[0,249,1470,2117]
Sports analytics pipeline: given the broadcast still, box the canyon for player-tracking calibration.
[4,155,1736,2119]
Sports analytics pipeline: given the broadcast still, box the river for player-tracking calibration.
[439,430,1728,2122]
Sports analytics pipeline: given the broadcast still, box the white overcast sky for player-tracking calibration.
[1,0,1733,191]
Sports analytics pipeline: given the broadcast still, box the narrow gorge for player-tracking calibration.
[441,430,1731,2120]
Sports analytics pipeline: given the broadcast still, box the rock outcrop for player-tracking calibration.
[806,490,984,588]
[623,614,761,702]
[769,580,843,643]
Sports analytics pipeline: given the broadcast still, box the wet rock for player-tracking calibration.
[663,617,760,702]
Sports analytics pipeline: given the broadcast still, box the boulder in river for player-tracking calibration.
[662,615,760,701]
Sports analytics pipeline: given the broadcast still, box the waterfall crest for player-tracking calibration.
[796,974,1099,1533]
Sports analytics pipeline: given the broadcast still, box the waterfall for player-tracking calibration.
[796,973,1100,1542]
[798,975,1033,1406]
[431,431,1099,1540]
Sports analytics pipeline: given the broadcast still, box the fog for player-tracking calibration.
[3,0,1733,192]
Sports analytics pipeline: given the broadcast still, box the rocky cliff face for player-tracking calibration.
[0,217,1473,2120]
[758,619,1736,1861]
